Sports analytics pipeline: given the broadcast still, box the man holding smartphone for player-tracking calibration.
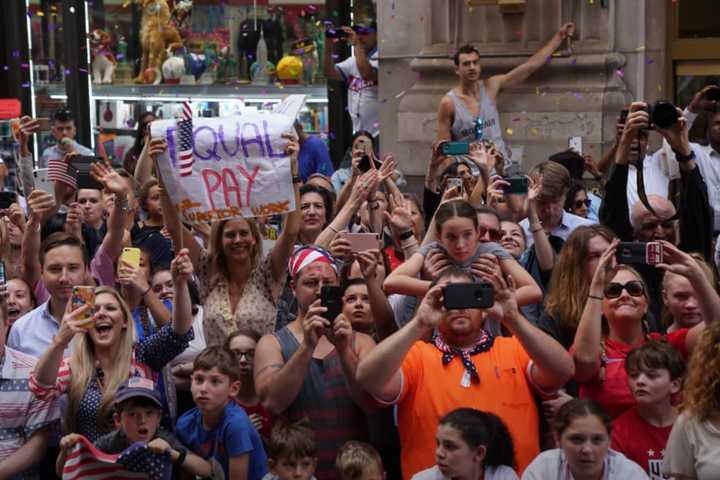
[37,107,94,169]
[357,266,573,478]
[254,246,376,480]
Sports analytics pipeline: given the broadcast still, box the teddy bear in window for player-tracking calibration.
[134,0,184,84]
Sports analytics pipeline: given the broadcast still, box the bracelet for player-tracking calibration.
[672,149,695,164]
[369,202,380,210]
[174,449,187,465]
[141,286,152,297]
[531,226,544,234]
[399,229,414,241]
[588,294,603,301]
[292,175,302,184]
[328,225,339,234]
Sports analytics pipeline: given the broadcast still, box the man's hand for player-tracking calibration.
[27,189,57,223]
[340,26,359,47]
[302,299,330,349]
[554,23,576,43]
[326,313,353,354]
[414,282,446,331]
[91,162,128,196]
[655,108,691,156]
[421,249,450,282]
[470,254,501,283]
[484,268,521,325]
[688,85,720,114]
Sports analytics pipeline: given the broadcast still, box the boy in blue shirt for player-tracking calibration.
[177,346,268,480]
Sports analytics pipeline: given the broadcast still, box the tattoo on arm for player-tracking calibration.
[254,363,284,379]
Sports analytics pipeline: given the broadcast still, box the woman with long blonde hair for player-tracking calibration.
[541,225,615,349]
[160,135,302,346]
[663,321,720,478]
[30,250,195,440]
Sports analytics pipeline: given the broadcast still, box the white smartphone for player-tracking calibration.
[33,168,54,194]
[569,136,583,155]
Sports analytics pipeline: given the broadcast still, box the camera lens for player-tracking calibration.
[651,101,679,129]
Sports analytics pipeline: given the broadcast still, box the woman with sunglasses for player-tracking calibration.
[572,240,720,418]
[564,180,591,219]
[384,199,541,306]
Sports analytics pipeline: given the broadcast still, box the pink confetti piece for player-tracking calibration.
[616,69,624,78]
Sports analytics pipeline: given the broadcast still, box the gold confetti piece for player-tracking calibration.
[37,11,44,16]
[535,87,540,95]
[531,128,539,136]
[506,128,513,135]
[658,84,662,92]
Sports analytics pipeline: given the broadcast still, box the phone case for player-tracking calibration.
[321,286,343,323]
[121,248,141,269]
[646,242,663,265]
[33,169,54,195]
[443,283,494,310]
[341,233,380,252]
[72,286,96,325]
[441,142,470,156]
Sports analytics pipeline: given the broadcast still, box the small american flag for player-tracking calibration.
[177,101,194,177]
[62,435,172,480]
[48,158,77,189]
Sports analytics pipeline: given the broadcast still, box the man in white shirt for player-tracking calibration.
[680,85,720,232]
[38,107,94,169]
[324,22,379,137]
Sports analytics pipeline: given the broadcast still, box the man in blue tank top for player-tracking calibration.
[436,23,576,175]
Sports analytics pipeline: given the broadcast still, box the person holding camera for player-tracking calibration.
[571,239,720,420]
[324,22,379,137]
[253,245,376,480]
[357,266,574,478]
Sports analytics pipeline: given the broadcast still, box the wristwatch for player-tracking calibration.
[672,149,695,163]
[399,229,414,241]
[114,196,130,212]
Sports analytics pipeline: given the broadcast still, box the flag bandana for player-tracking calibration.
[62,435,172,480]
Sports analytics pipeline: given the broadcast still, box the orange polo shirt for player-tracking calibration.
[396,338,540,479]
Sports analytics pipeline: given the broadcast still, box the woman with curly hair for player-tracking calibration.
[663,320,720,479]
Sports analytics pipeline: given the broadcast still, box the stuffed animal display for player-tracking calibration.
[135,0,183,84]
[89,29,116,84]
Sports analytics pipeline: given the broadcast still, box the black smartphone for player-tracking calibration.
[503,176,529,195]
[321,285,343,323]
[616,242,663,266]
[619,108,629,125]
[70,156,104,190]
[443,283,494,310]
[358,154,372,173]
[0,191,16,210]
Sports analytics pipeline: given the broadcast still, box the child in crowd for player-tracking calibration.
[336,441,385,480]
[611,341,685,477]
[176,346,269,480]
[57,378,211,477]
[412,408,518,480]
[263,419,318,480]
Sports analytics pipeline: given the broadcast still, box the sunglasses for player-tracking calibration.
[604,281,645,299]
[640,219,676,231]
[573,199,591,209]
[478,225,503,242]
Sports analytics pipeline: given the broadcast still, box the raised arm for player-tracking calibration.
[356,250,397,340]
[323,34,342,81]
[486,269,574,389]
[270,136,302,283]
[315,170,374,249]
[383,253,431,297]
[90,162,130,261]
[0,426,51,479]
[22,190,57,289]
[255,301,328,414]
[486,23,574,95]
[527,179,556,272]
[572,240,618,382]
[132,134,154,184]
[356,283,445,401]
[340,27,377,82]
[436,97,454,142]
[170,249,194,336]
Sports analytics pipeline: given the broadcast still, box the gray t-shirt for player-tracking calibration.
[419,241,511,271]
[413,465,518,480]
[94,426,186,455]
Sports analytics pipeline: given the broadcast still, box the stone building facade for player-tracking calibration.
[378,0,672,187]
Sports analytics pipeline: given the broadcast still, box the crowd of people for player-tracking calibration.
[1,19,720,480]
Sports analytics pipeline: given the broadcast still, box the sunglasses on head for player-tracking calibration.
[573,199,591,209]
[604,281,645,299]
[478,225,503,242]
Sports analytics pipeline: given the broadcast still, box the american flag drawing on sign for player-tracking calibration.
[62,435,172,480]
[177,101,194,177]
[48,158,77,189]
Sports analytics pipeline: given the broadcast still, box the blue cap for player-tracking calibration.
[114,377,162,407]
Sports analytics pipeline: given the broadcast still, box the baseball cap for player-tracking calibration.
[114,377,163,407]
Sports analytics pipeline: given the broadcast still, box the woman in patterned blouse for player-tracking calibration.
[29,250,195,441]
[160,135,302,345]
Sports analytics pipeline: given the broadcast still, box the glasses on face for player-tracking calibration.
[640,219,676,231]
[573,199,591,209]
[478,226,503,242]
[604,281,645,299]
[231,349,255,360]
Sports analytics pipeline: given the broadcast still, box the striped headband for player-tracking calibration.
[288,245,338,279]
